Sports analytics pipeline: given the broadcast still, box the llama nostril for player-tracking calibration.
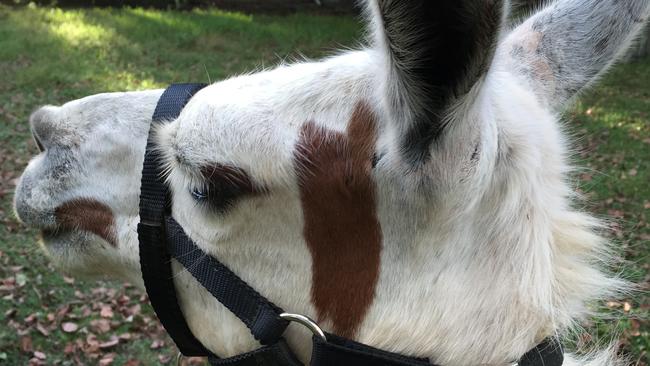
[32,130,45,152]
[29,106,56,151]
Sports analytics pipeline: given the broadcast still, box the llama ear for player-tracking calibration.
[367,0,507,164]
[500,0,650,111]
[508,0,548,25]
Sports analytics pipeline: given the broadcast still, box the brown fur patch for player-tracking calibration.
[295,102,382,338]
[55,199,117,247]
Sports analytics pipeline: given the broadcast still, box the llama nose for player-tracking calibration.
[29,106,57,151]
[31,129,45,152]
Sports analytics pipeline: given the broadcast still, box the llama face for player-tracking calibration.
[14,91,163,283]
[13,0,650,364]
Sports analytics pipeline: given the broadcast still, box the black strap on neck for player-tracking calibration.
[310,333,432,366]
[139,84,565,366]
[518,338,564,366]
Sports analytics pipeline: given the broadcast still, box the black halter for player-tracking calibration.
[138,83,565,366]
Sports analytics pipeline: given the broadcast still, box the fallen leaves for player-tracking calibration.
[100,305,114,318]
[62,322,79,333]
[99,337,120,349]
[90,318,112,334]
[20,336,33,353]
[99,352,116,365]
[150,339,166,349]
[1,277,184,365]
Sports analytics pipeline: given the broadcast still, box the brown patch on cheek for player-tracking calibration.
[294,101,382,338]
[55,199,117,247]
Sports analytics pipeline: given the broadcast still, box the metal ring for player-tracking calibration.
[176,352,184,366]
[280,313,327,341]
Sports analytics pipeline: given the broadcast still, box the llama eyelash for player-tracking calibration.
[190,186,208,201]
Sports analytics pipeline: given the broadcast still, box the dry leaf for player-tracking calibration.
[35,323,49,336]
[99,353,116,366]
[90,319,111,333]
[99,337,120,349]
[150,339,165,349]
[20,336,33,353]
[62,322,78,333]
[158,355,172,364]
[63,343,76,354]
[100,305,114,318]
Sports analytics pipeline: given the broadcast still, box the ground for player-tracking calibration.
[0,5,647,366]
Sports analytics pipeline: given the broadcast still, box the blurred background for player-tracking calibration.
[0,1,648,365]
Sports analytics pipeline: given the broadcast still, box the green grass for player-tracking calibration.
[0,4,647,365]
[569,63,650,363]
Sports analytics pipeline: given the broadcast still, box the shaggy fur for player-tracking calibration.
[14,0,650,365]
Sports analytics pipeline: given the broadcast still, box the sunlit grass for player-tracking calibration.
[44,9,117,47]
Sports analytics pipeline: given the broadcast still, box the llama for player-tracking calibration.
[13,0,650,365]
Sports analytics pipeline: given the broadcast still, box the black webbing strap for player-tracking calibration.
[166,217,290,345]
[138,83,210,357]
[311,333,433,366]
[207,339,302,366]
[518,337,564,366]
[311,333,563,366]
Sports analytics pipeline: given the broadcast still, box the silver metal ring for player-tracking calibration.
[176,352,184,366]
[280,313,327,341]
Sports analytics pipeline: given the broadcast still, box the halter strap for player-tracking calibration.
[138,83,211,357]
[166,217,289,345]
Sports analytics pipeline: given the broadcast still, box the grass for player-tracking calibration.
[569,63,650,363]
[0,4,647,365]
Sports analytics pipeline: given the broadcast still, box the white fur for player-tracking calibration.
[14,1,650,365]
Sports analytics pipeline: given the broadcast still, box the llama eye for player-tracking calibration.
[190,187,208,201]
[470,143,480,162]
[196,164,266,213]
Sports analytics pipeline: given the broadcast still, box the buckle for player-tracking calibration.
[280,313,327,341]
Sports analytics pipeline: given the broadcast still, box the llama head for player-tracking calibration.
[14,0,649,363]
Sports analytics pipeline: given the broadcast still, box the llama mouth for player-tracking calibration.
[39,228,92,252]
[40,227,77,247]
[41,227,69,240]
